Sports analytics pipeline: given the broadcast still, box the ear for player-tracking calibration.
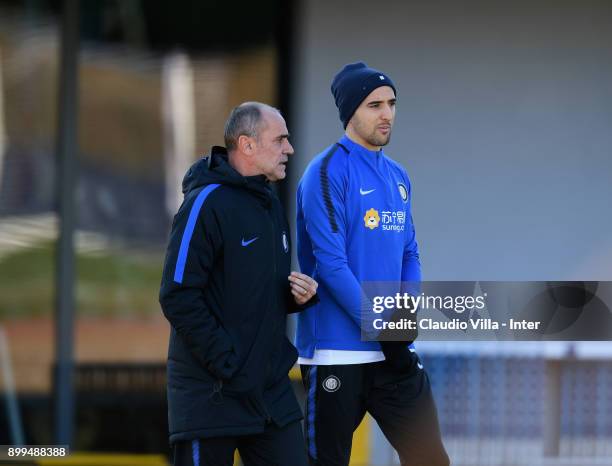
[345,117,355,132]
[238,135,255,155]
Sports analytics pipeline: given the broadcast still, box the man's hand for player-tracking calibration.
[288,272,318,306]
[380,341,420,375]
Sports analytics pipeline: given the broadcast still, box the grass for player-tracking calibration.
[0,242,164,319]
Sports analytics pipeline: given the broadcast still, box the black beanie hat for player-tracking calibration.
[331,62,397,129]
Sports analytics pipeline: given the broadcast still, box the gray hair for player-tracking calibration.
[224,102,280,151]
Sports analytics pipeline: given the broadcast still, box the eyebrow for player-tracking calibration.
[277,133,290,140]
[367,98,396,105]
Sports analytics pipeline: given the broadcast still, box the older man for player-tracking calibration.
[160,102,317,465]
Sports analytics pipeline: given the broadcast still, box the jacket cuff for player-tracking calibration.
[288,293,320,314]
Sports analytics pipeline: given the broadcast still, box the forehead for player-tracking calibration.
[260,109,287,135]
[363,85,396,103]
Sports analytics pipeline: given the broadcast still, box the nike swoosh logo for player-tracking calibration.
[360,188,376,195]
[417,363,424,370]
[241,237,259,247]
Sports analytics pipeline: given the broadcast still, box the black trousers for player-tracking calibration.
[172,420,308,466]
[300,360,449,466]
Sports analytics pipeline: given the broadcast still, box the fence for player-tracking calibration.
[370,350,612,466]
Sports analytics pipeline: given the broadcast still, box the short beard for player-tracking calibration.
[365,130,391,148]
[351,115,392,149]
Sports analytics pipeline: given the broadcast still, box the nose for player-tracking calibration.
[381,103,394,122]
[284,139,294,155]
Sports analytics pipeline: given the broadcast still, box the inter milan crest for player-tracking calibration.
[322,375,341,393]
[398,183,409,203]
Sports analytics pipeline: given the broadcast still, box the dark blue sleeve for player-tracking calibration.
[159,185,238,380]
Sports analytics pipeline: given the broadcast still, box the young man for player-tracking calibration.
[160,102,317,465]
[296,63,449,466]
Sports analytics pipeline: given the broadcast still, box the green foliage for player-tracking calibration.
[0,243,164,319]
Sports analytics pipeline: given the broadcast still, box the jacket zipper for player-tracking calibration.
[262,359,274,423]
[261,400,272,424]
[268,206,278,282]
[210,379,224,405]
[258,207,277,424]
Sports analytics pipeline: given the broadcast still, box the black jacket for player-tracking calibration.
[159,146,310,443]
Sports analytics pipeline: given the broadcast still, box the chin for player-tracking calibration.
[267,174,284,182]
[377,135,391,147]
[367,138,389,148]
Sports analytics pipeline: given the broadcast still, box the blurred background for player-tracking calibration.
[0,0,611,465]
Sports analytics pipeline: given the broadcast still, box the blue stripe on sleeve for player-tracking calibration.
[191,439,199,466]
[173,183,220,284]
[307,366,318,459]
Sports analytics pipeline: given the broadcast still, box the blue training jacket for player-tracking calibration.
[296,135,421,358]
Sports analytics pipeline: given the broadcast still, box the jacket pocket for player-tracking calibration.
[210,379,270,422]
[223,326,272,395]
[222,350,265,395]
